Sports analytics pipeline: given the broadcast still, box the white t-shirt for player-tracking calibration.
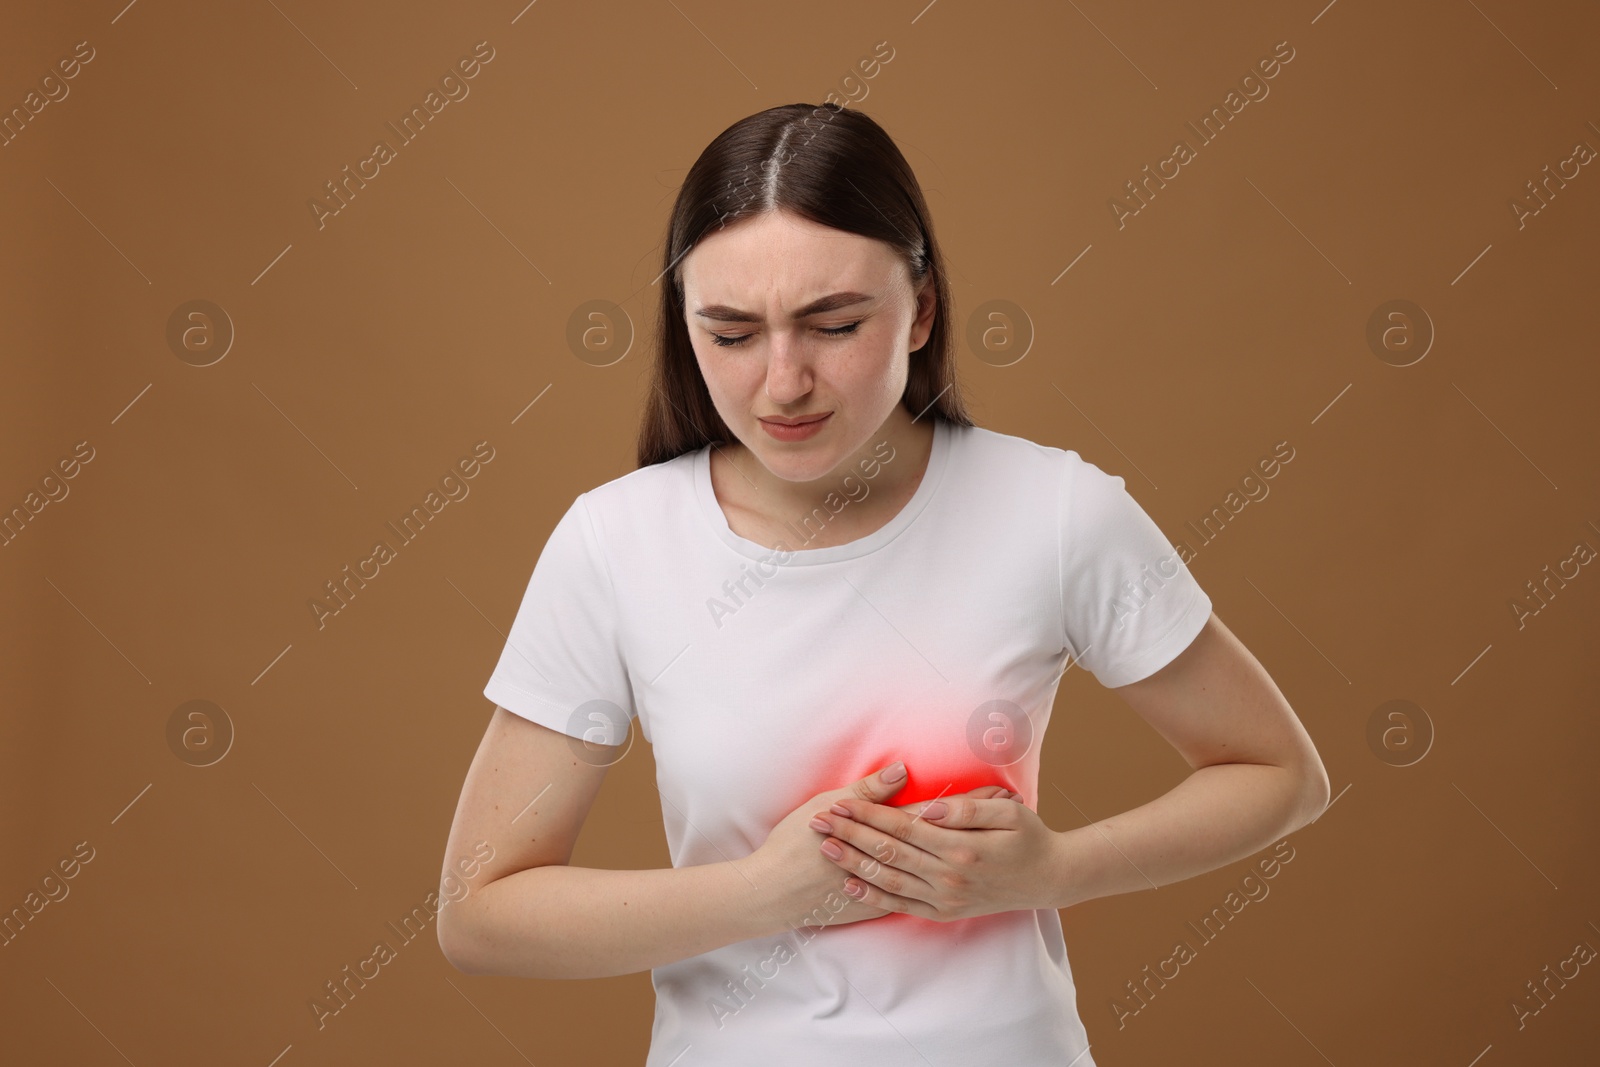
[482,418,1212,1066]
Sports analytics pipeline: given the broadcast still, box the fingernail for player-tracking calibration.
[881,761,906,782]
[921,801,947,819]
[809,816,832,832]
[830,803,852,817]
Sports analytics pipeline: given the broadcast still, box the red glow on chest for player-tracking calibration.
[888,765,1012,807]
[816,758,1022,932]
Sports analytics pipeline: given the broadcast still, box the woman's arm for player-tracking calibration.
[437,707,788,980]
[1047,611,1330,909]
[756,612,1329,921]
[446,852,782,980]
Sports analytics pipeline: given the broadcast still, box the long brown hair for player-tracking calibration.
[636,101,974,469]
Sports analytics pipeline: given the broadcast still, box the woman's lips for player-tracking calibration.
[760,412,832,441]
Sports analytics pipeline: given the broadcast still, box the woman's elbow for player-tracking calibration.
[1288,745,1332,828]
[437,909,487,976]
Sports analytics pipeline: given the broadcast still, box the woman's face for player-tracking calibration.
[679,209,935,484]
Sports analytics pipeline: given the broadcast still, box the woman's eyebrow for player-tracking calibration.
[693,290,874,323]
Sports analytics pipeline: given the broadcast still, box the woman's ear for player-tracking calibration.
[910,274,937,352]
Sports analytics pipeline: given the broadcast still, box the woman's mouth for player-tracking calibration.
[759,412,832,442]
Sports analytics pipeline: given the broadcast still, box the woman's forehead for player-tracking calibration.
[682,240,902,309]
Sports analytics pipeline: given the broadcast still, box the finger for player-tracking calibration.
[816,812,935,878]
[839,873,932,918]
[844,761,910,804]
[820,834,935,905]
[841,874,931,919]
[826,798,952,851]
[829,785,1002,826]
[904,794,1019,829]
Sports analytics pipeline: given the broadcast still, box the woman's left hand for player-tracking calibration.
[806,789,1063,921]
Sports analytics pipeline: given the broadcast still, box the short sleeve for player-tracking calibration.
[1058,453,1213,688]
[482,492,637,739]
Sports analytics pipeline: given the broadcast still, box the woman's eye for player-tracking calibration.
[708,321,861,348]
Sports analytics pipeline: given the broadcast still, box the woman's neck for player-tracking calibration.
[713,408,936,549]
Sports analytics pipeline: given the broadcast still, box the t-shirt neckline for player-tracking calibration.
[693,417,951,566]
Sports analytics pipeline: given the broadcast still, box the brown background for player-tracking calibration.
[3,1,1598,1064]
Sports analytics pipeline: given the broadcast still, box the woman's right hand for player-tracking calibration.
[741,762,1016,932]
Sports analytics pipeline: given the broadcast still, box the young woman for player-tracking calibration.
[438,102,1329,1065]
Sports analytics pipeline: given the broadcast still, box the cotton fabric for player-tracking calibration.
[483,418,1212,1065]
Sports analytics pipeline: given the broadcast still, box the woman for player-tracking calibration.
[438,102,1330,1065]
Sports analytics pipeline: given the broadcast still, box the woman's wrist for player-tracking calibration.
[1044,827,1093,911]
[728,849,793,941]
[1045,821,1159,912]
